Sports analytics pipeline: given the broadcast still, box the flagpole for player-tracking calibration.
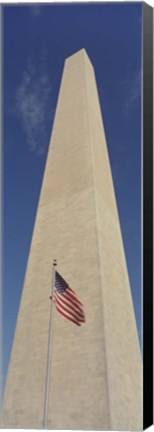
[43,259,57,429]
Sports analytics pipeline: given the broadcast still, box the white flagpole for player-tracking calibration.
[43,259,57,429]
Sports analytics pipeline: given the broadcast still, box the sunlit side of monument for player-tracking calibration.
[1,49,142,430]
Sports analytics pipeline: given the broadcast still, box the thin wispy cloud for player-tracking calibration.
[15,55,52,155]
[124,70,141,113]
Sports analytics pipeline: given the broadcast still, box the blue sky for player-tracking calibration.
[2,3,142,393]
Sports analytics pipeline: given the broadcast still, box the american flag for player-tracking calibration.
[52,271,85,326]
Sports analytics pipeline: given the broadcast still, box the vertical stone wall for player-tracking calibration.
[1,49,142,430]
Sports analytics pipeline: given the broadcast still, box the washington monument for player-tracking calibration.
[1,49,142,430]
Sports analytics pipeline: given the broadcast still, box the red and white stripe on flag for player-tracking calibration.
[54,285,85,326]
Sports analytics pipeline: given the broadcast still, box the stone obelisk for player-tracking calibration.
[1,49,142,430]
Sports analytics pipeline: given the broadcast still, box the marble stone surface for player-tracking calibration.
[1,49,142,430]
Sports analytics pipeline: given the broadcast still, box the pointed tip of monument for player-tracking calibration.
[67,48,87,58]
[65,48,93,67]
[76,48,88,56]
